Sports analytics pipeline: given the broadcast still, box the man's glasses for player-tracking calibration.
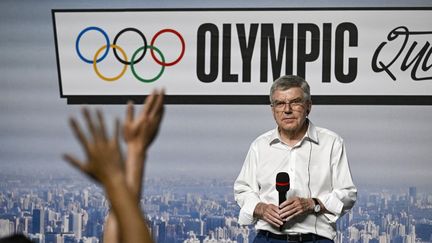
[271,98,305,111]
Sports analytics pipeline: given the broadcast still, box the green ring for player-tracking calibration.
[131,45,165,83]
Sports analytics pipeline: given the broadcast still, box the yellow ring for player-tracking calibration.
[93,44,128,82]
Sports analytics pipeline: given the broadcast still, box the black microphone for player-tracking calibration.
[276,172,290,231]
[276,172,290,205]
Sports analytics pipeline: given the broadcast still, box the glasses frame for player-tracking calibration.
[271,97,306,111]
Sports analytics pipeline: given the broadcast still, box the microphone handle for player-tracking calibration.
[278,191,287,231]
[278,191,286,206]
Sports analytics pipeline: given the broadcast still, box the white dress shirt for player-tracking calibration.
[234,121,357,240]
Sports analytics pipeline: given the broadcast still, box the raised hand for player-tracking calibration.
[103,89,165,243]
[63,107,123,185]
[64,107,153,243]
[124,89,165,152]
[122,89,165,199]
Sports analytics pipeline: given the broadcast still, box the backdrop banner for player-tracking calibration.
[52,8,432,104]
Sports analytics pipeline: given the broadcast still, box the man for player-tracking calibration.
[234,75,356,243]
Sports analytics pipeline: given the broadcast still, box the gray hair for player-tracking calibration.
[269,75,311,103]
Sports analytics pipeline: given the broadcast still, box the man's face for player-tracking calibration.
[271,87,311,134]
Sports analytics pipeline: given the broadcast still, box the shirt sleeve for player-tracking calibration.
[233,143,261,225]
[318,137,357,223]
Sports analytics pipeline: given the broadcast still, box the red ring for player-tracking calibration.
[150,29,185,67]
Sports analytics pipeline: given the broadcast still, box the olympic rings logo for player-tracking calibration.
[75,26,185,83]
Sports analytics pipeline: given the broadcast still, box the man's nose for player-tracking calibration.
[283,103,292,112]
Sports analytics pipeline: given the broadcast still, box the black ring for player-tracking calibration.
[113,27,147,65]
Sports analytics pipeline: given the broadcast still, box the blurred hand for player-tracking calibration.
[63,107,124,185]
[123,89,165,152]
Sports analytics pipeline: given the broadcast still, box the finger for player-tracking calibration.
[292,208,303,217]
[268,204,281,212]
[69,117,90,154]
[126,100,134,124]
[114,118,121,146]
[280,209,294,219]
[279,200,289,208]
[159,89,165,117]
[279,204,291,215]
[279,201,298,218]
[82,107,98,140]
[63,154,86,172]
[114,118,124,165]
[63,154,100,183]
[266,205,282,219]
[141,90,157,117]
[96,109,107,141]
[264,213,284,226]
[149,89,165,118]
[281,203,306,219]
[266,219,282,228]
[280,197,298,208]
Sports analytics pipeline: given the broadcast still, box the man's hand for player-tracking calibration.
[63,107,124,185]
[279,197,314,221]
[254,202,284,228]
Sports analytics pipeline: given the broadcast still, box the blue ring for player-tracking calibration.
[76,26,110,64]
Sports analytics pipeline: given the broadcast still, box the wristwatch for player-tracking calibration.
[312,198,321,214]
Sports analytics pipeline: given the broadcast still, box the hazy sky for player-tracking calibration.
[1,0,432,191]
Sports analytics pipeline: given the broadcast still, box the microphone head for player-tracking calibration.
[276,172,290,192]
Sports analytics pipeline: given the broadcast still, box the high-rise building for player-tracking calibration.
[236,233,248,243]
[15,216,30,234]
[0,219,14,238]
[45,232,62,243]
[158,220,167,243]
[184,231,200,243]
[379,233,388,243]
[32,208,45,234]
[206,216,225,233]
[185,218,204,236]
[28,233,44,243]
[62,214,69,233]
[45,191,53,203]
[69,212,83,239]
[349,226,360,242]
[63,234,76,243]
[409,187,417,204]
[82,190,89,208]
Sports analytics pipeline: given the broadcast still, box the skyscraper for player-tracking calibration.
[69,212,83,239]
[32,208,45,234]
[409,187,417,204]
[0,219,13,238]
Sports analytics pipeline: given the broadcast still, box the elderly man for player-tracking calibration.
[234,75,357,243]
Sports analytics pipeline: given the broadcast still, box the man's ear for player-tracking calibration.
[306,102,312,115]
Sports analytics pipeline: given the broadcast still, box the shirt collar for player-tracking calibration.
[269,119,319,146]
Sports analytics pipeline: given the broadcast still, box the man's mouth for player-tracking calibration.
[282,117,295,122]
